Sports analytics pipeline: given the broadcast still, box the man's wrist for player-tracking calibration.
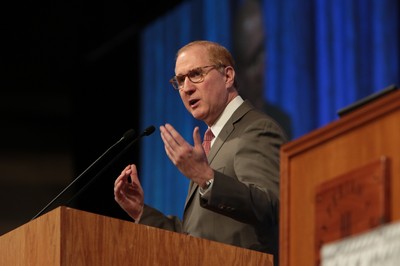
[132,205,144,223]
[199,178,214,196]
[204,179,214,189]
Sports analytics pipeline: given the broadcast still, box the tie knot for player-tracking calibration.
[204,128,214,141]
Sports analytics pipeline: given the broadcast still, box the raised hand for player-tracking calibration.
[160,123,214,188]
[114,164,144,220]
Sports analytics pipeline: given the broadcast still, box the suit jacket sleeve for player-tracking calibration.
[200,111,285,228]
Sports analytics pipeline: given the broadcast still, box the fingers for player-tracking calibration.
[114,178,126,202]
[114,164,141,193]
[114,164,131,187]
[193,126,202,147]
[128,164,140,185]
[160,124,183,160]
[160,123,185,149]
[114,164,142,201]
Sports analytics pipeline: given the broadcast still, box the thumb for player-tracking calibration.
[193,127,202,148]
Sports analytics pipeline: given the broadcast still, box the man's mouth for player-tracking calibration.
[189,99,199,107]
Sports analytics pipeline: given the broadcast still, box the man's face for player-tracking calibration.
[174,45,233,126]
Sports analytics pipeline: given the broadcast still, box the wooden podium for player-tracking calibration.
[0,206,273,265]
[279,88,400,266]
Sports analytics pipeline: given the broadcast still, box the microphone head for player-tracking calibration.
[121,129,136,142]
[144,125,156,136]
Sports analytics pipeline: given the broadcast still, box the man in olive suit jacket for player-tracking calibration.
[114,40,287,264]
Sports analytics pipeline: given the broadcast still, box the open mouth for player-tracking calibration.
[189,99,199,107]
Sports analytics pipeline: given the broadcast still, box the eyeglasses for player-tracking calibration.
[169,64,224,90]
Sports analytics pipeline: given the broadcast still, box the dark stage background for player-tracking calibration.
[0,0,184,235]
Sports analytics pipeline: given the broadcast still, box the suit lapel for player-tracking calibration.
[183,100,254,210]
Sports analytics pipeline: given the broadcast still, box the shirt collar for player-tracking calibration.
[209,95,244,144]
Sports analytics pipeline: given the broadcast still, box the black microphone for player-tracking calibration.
[64,125,156,205]
[120,129,136,142]
[144,125,156,136]
[128,125,155,145]
[31,128,137,220]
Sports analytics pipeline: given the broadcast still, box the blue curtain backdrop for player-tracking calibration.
[140,0,399,219]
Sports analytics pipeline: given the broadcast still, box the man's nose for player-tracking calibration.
[181,78,196,93]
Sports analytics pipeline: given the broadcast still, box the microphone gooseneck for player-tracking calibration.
[31,127,151,221]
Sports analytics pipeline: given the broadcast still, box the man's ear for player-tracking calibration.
[225,66,235,87]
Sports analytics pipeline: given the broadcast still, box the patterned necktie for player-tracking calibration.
[202,127,214,156]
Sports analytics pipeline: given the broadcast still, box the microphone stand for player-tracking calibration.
[65,127,154,207]
[31,127,154,220]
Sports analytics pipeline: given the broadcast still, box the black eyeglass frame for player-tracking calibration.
[169,64,225,90]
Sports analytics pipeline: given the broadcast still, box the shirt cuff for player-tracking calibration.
[133,206,144,224]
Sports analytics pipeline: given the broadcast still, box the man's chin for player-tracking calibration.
[190,110,205,121]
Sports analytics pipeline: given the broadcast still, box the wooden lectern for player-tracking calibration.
[279,88,400,266]
[0,206,273,265]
